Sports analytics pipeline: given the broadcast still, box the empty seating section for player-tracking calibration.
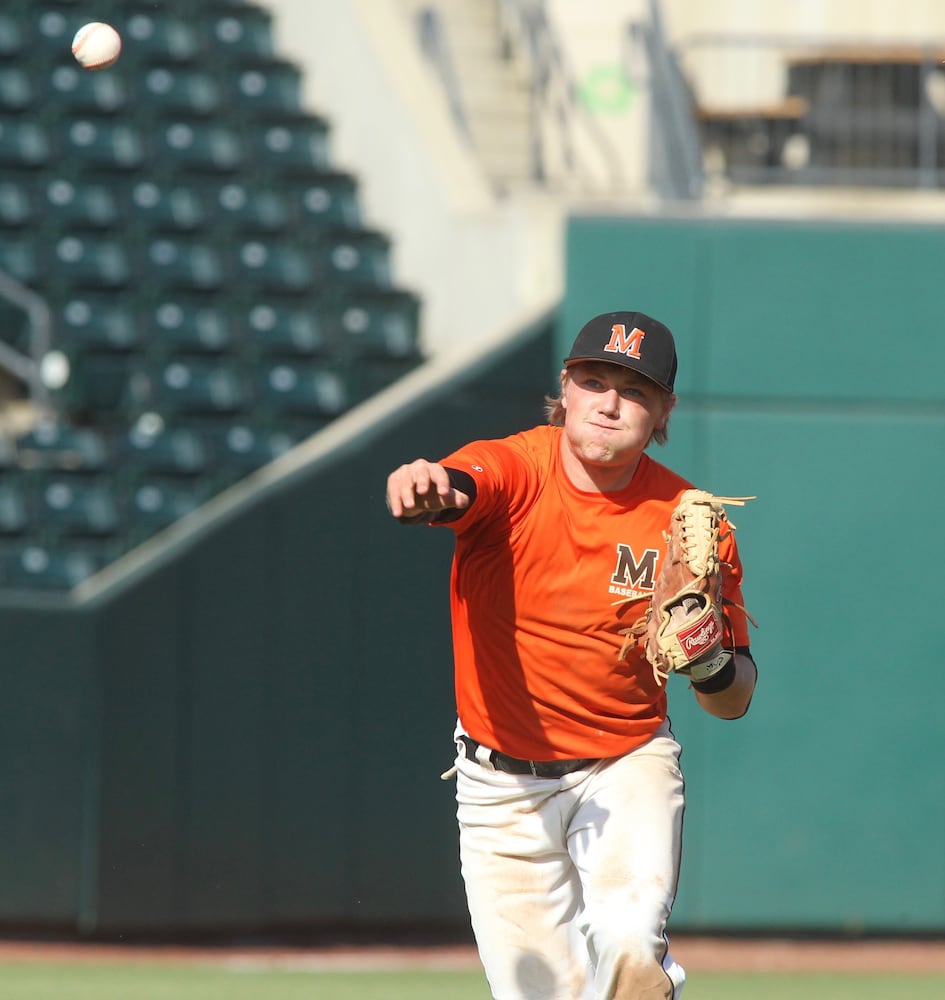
[0,0,424,589]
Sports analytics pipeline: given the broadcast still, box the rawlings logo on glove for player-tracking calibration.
[617,490,757,686]
[678,612,722,658]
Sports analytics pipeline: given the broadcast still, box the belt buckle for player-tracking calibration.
[528,760,539,777]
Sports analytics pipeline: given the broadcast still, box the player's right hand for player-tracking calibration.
[385,460,471,519]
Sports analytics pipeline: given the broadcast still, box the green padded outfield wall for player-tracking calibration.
[561,213,945,932]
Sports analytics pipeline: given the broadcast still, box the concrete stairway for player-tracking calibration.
[408,0,535,192]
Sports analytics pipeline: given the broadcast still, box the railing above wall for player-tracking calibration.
[636,0,945,194]
[416,6,473,146]
[415,0,623,194]
[683,34,945,190]
[628,0,706,200]
[497,0,624,193]
[418,0,945,199]
[0,268,54,413]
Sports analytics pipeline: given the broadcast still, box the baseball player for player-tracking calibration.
[385,311,757,1000]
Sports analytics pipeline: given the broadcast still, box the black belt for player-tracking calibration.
[459,735,598,779]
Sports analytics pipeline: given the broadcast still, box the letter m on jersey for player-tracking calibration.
[604,324,645,360]
[610,545,659,589]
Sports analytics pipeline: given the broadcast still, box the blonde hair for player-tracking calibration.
[544,372,671,447]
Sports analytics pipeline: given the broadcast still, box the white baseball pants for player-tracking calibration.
[453,724,686,1000]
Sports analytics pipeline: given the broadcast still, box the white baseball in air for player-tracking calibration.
[72,22,122,71]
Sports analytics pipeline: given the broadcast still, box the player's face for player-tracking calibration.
[560,362,675,470]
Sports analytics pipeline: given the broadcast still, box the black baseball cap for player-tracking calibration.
[564,311,677,392]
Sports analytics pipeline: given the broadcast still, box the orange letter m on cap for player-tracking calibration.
[604,324,646,360]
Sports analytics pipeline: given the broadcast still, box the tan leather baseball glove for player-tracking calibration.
[619,490,756,686]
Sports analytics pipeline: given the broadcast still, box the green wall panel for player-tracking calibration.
[90,571,188,931]
[563,214,945,932]
[702,222,945,401]
[0,609,93,926]
[560,216,709,397]
[562,215,945,403]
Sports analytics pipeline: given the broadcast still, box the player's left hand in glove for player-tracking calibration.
[620,490,756,686]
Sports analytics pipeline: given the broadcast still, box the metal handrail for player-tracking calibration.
[0,268,52,410]
[416,6,473,144]
[498,0,624,191]
[628,0,705,200]
[667,24,945,191]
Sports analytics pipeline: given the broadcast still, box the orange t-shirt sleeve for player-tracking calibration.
[718,526,751,648]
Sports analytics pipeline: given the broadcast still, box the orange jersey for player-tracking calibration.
[436,425,750,761]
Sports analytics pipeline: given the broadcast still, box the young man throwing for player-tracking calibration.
[386,311,758,1000]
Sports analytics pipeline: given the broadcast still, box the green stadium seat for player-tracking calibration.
[154,118,244,174]
[0,178,32,227]
[229,237,314,291]
[29,8,78,55]
[0,235,39,285]
[0,543,106,591]
[119,420,211,476]
[143,235,224,290]
[48,61,129,115]
[200,421,297,474]
[204,181,289,233]
[0,174,121,235]
[48,233,132,289]
[126,178,206,232]
[116,8,200,65]
[119,474,212,541]
[227,60,303,117]
[0,118,53,169]
[148,294,236,354]
[207,4,276,64]
[129,358,248,416]
[139,65,222,117]
[0,481,29,535]
[58,117,146,172]
[337,288,422,360]
[246,115,332,177]
[39,176,122,229]
[0,13,26,61]
[33,472,121,537]
[14,422,113,471]
[241,296,328,358]
[284,171,362,229]
[0,66,35,113]
[310,227,392,287]
[254,361,352,417]
[56,294,144,354]
[52,354,134,421]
